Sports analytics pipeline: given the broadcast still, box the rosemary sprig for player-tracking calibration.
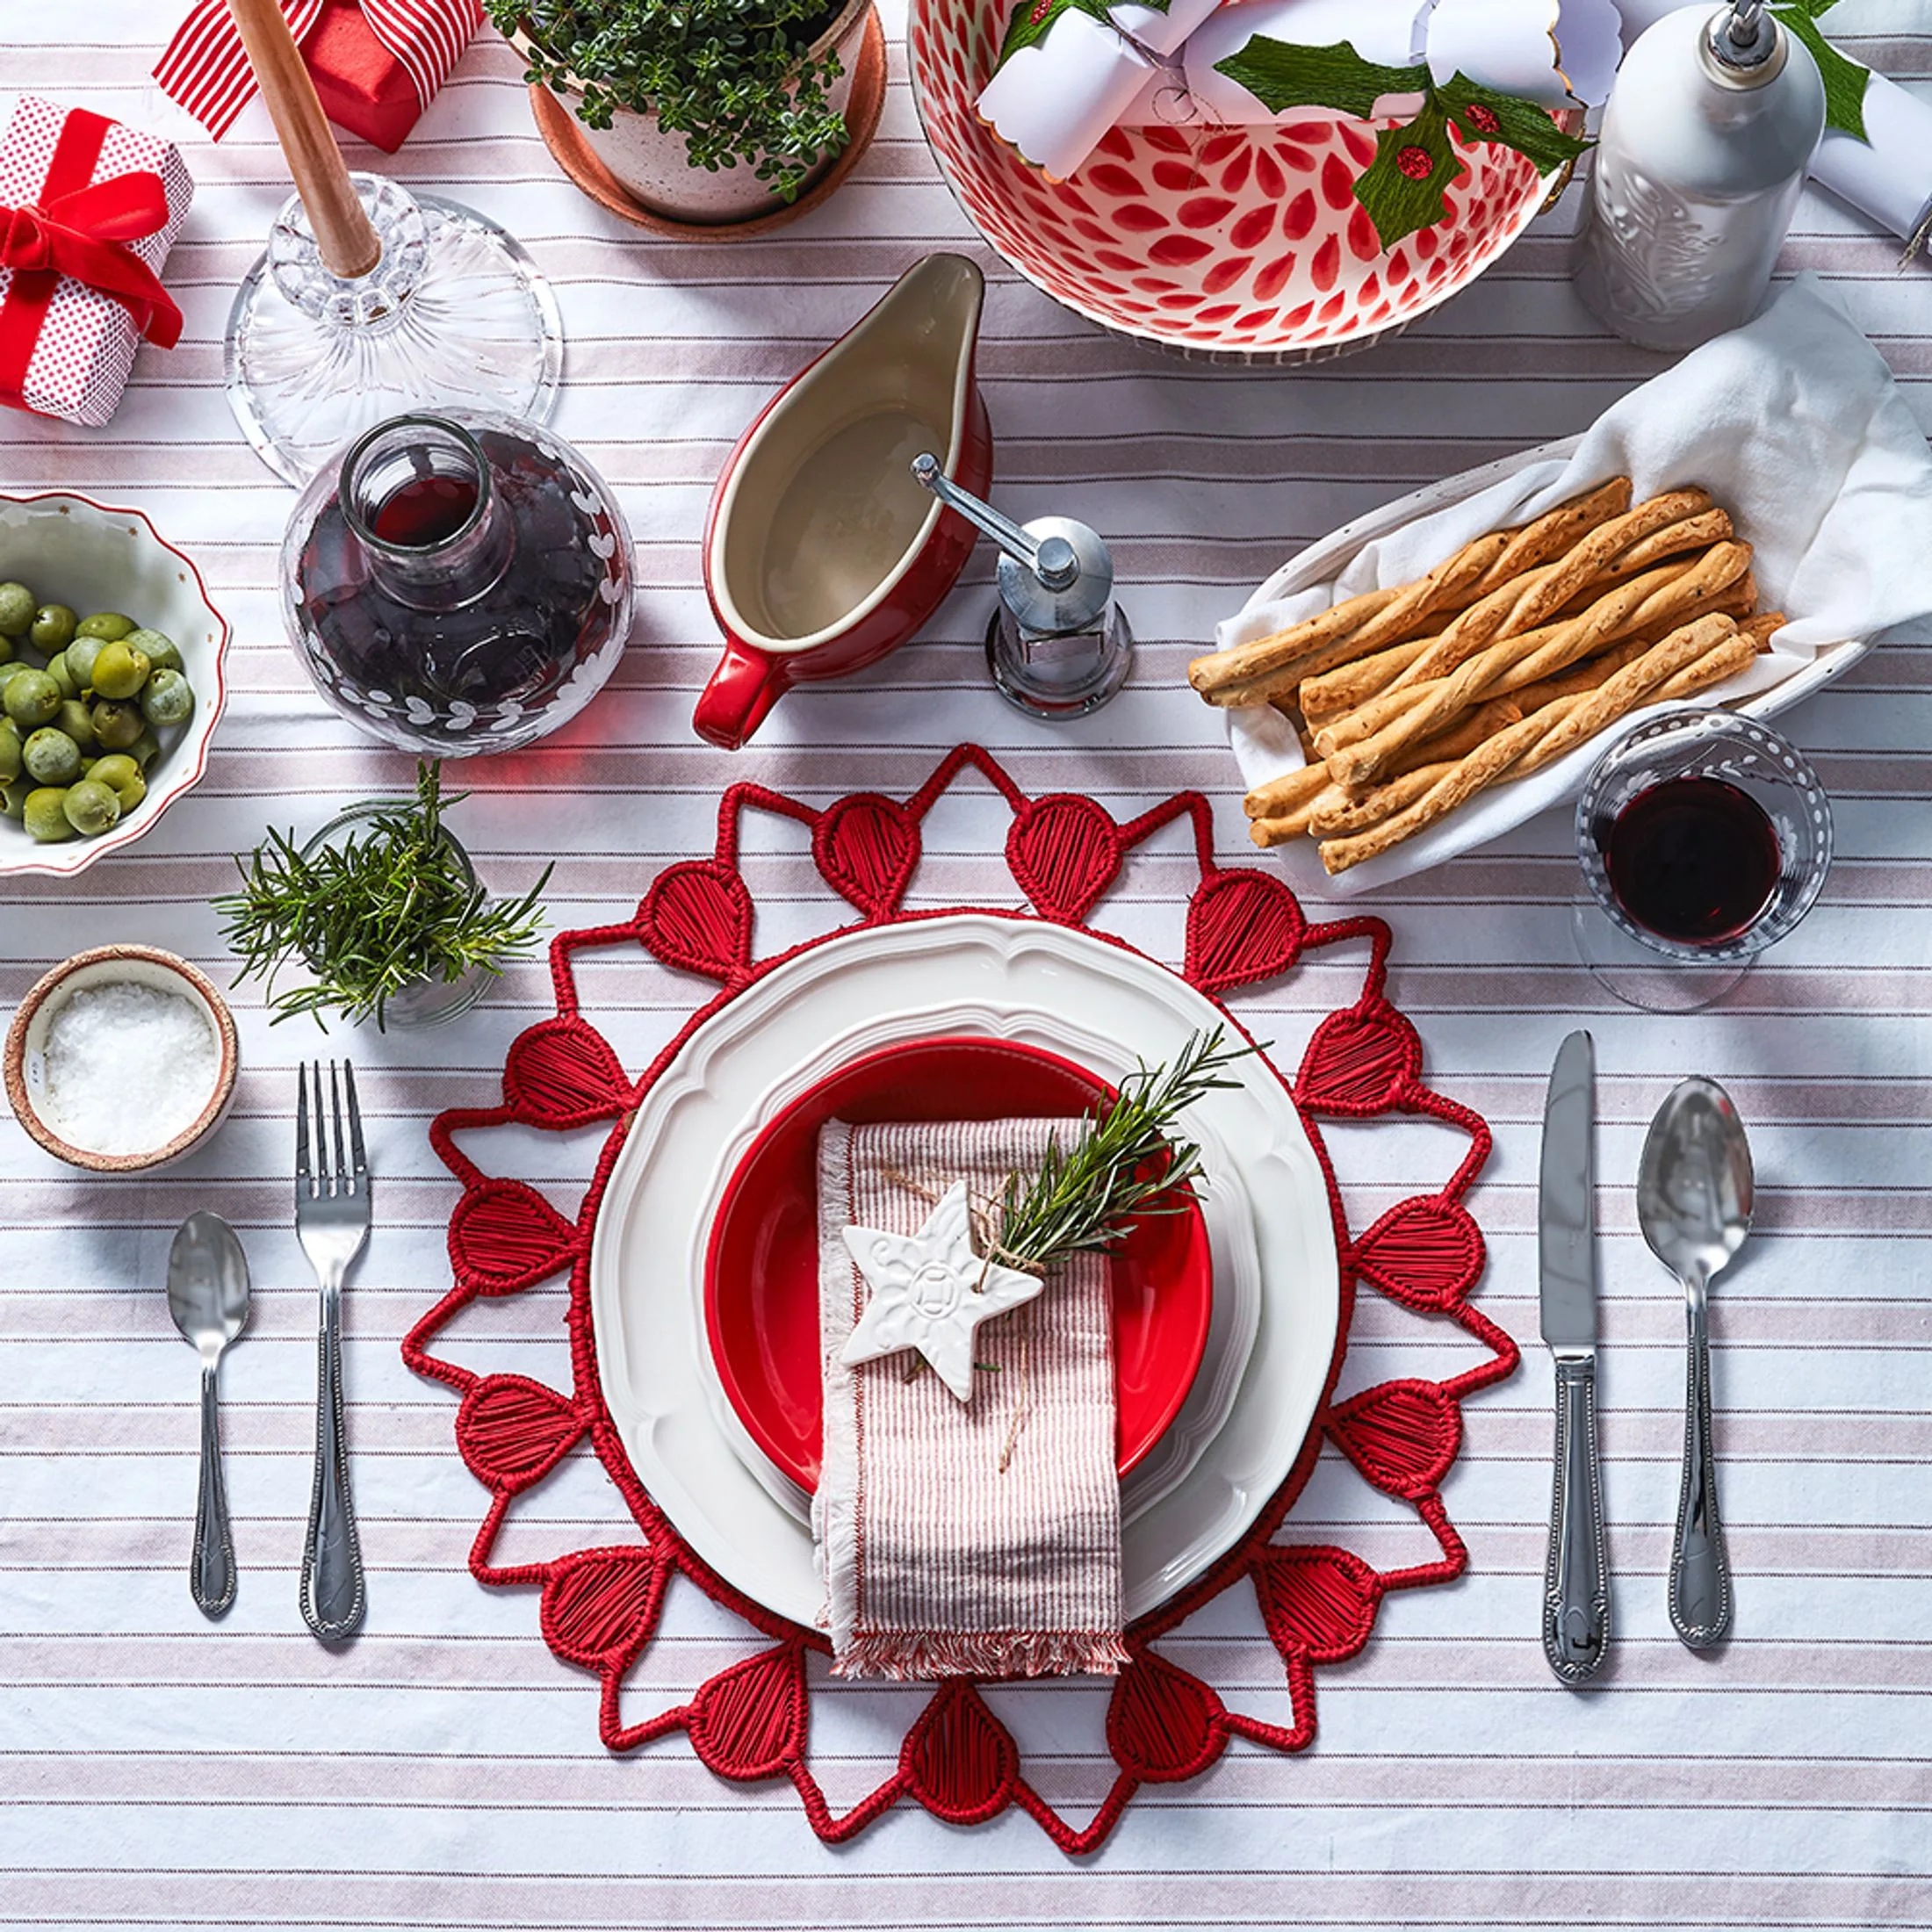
[993,1027,1258,1274]
[214,761,552,1030]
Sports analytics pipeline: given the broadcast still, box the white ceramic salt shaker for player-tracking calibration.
[1574,1,1825,350]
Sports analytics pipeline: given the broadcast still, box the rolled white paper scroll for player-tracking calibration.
[1428,0,1623,110]
[1614,0,1932,247]
[1169,0,1619,129]
[976,0,1224,177]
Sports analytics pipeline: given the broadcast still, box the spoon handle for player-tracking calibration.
[191,1358,236,1618]
[1670,1279,1732,1647]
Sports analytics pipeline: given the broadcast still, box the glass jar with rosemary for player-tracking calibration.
[215,762,551,1030]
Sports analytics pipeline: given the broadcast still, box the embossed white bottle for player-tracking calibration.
[1575,2,1825,351]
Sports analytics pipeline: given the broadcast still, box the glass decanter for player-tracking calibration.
[281,410,635,756]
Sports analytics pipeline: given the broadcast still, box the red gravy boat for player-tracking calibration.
[695,254,992,749]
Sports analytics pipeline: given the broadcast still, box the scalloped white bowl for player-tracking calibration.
[0,493,229,879]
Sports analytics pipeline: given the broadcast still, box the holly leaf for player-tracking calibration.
[1212,34,1419,121]
[1770,5,1871,141]
[1352,102,1467,248]
[1439,75,1592,176]
[996,0,1168,66]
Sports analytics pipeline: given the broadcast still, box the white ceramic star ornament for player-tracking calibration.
[838,1180,1044,1402]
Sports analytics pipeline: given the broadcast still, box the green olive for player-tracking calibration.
[87,753,145,812]
[42,652,76,700]
[74,611,134,643]
[0,582,35,638]
[61,778,119,838]
[0,781,24,821]
[123,628,180,674]
[22,727,81,786]
[140,667,194,728]
[23,786,72,842]
[90,698,144,751]
[128,730,162,770]
[30,603,76,653]
[90,639,148,701]
[4,668,61,729]
[62,634,104,690]
[0,637,12,669]
[54,700,94,750]
[0,720,19,785]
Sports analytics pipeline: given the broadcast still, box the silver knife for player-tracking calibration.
[1540,1029,1610,1684]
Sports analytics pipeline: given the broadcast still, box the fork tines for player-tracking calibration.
[296,1061,366,1198]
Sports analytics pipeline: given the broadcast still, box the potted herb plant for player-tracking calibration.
[501,0,875,225]
[215,763,551,1031]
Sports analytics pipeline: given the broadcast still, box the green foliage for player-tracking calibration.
[497,0,851,198]
[992,1027,1257,1272]
[996,0,1169,68]
[216,763,552,1031]
[1770,1,1871,142]
[1213,36,1590,249]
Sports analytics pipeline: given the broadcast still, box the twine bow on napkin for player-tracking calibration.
[0,177,184,352]
[155,0,483,141]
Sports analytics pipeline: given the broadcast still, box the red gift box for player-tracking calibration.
[155,0,482,153]
[0,97,191,428]
[308,0,435,152]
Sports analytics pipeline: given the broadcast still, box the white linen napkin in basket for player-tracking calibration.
[814,1117,1128,1681]
[1224,276,1932,895]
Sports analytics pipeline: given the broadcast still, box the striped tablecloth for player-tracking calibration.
[4,3,1930,1925]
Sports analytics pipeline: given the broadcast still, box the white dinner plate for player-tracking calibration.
[682,993,1265,1532]
[588,913,1340,1626]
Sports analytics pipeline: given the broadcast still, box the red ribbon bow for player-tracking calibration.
[0,174,184,352]
[155,0,482,142]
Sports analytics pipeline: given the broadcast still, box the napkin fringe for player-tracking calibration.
[833,1628,1130,1681]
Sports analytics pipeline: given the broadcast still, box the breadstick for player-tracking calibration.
[1243,761,1330,820]
[1251,793,1345,847]
[1507,616,1747,782]
[1739,610,1784,650]
[1379,696,1525,782]
[1299,493,1716,722]
[1318,615,1743,875]
[1319,545,1750,790]
[1310,761,1457,836]
[1188,477,1633,703]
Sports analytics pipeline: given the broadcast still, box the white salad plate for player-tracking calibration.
[682,993,1265,1532]
[588,913,1341,1627]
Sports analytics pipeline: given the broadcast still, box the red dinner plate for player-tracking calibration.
[703,1036,1215,1489]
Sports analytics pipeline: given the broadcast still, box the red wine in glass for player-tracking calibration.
[1605,775,1781,945]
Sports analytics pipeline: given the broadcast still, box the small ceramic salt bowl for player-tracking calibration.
[4,945,240,1173]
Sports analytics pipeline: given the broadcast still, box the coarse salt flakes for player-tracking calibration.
[40,980,220,1157]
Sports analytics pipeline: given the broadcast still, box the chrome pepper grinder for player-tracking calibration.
[912,453,1132,718]
[1574,1,1825,351]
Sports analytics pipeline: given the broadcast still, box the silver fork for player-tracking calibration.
[297,1060,370,1643]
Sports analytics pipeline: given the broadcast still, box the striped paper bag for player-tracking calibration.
[814,1118,1127,1680]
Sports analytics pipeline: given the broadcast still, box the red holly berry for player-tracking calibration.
[1396,145,1433,181]
[1028,0,1054,20]
[1465,102,1502,134]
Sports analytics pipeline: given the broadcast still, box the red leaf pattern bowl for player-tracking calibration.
[907,0,1564,364]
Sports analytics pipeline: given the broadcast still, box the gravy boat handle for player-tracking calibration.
[695,638,789,750]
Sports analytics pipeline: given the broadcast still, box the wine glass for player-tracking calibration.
[218,0,561,486]
[1572,709,1833,1013]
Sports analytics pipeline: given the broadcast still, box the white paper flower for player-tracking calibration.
[1425,0,1623,111]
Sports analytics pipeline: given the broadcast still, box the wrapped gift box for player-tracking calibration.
[0,97,191,428]
[155,0,483,152]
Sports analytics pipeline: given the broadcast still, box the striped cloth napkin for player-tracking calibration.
[814,1118,1128,1680]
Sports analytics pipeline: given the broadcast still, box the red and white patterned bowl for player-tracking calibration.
[908,0,1563,364]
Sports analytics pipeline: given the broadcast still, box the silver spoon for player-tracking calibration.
[168,1213,251,1618]
[1638,1078,1754,1649]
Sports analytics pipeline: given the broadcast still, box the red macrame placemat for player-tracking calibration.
[402,746,1517,1853]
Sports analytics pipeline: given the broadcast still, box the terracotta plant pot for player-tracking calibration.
[512,0,874,226]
